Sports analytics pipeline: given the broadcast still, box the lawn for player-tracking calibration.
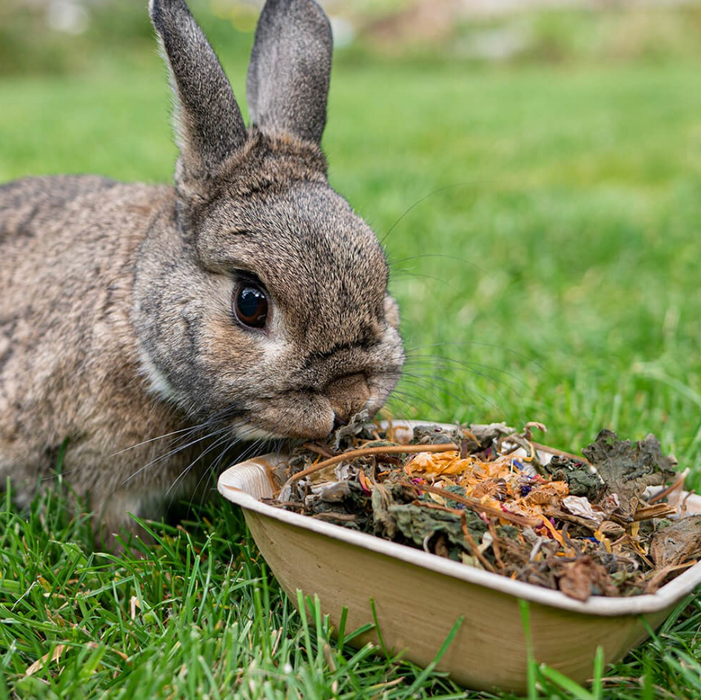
[2,31,701,700]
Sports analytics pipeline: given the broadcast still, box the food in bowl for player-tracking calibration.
[262,416,699,601]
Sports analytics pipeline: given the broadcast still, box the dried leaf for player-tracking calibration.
[544,454,604,500]
[405,451,466,476]
[412,424,465,445]
[389,504,464,548]
[371,487,398,540]
[563,495,605,527]
[389,503,486,559]
[332,410,374,450]
[467,422,515,450]
[25,644,67,677]
[583,430,676,521]
[558,556,619,601]
[650,516,701,569]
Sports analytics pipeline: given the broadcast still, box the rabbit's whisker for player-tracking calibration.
[405,341,547,373]
[380,182,479,246]
[177,431,274,519]
[109,423,208,458]
[402,365,513,406]
[397,373,502,414]
[123,424,229,486]
[389,269,453,288]
[389,253,479,269]
[387,388,441,415]
[165,431,234,504]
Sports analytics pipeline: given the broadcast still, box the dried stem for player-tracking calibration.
[633,503,677,521]
[530,441,591,465]
[403,481,540,528]
[488,519,505,571]
[544,509,599,532]
[262,499,303,509]
[312,512,358,523]
[411,500,463,516]
[302,442,336,459]
[281,443,459,492]
[644,560,697,593]
[648,472,686,505]
[461,512,496,573]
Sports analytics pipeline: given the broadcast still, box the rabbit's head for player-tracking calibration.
[134,0,404,439]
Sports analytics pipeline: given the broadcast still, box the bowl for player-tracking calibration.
[217,422,701,693]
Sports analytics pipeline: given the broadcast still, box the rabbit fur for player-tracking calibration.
[0,0,405,547]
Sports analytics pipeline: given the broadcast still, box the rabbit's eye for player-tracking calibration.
[233,284,268,329]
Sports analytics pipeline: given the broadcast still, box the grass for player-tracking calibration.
[2,27,701,700]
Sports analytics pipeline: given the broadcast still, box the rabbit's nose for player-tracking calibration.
[326,372,370,427]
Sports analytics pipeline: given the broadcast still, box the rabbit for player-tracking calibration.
[0,0,405,548]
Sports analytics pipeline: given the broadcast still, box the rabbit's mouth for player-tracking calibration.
[227,369,402,443]
[229,394,337,442]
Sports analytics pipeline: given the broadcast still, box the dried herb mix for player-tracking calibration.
[263,416,700,601]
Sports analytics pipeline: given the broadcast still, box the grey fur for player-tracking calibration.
[247,0,332,143]
[150,0,247,177]
[0,0,404,549]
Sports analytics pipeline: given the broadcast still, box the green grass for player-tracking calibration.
[2,42,701,699]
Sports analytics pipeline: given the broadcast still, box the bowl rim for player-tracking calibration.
[218,421,701,617]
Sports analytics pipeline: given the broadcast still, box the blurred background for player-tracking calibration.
[1,0,701,462]
[3,0,701,75]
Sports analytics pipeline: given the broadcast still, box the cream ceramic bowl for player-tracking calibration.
[217,422,701,694]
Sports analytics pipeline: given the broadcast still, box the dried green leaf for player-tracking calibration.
[544,455,604,500]
[582,430,677,520]
[412,424,464,445]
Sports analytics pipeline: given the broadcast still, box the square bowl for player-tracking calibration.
[217,422,701,693]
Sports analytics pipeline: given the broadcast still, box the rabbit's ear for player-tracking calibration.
[247,0,333,145]
[150,0,247,177]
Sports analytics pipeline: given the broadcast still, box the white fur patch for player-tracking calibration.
[137,347,179,403]
[233,422,283,441]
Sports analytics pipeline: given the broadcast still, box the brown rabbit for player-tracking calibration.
[0,0,404,547]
